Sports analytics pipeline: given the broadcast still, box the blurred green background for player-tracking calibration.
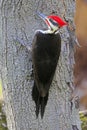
[0,80,8,130]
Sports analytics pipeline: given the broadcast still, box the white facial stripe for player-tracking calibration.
[46,19,59,33]
[49,19,58,26]
[35,29,59,34]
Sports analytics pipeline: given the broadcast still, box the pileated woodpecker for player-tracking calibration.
[32,12,67,118]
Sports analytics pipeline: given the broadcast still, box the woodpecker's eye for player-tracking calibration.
[49,18,58,26]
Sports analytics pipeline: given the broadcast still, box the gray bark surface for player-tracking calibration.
[0,0,81,130]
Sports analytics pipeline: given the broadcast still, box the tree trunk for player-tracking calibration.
[0,0,81,130]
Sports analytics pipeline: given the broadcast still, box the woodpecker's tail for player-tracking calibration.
[32,82,48,118]
[40,93,48,118]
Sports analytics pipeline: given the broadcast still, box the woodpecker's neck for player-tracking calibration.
[35,29,59,34]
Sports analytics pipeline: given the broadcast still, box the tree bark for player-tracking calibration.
[0,0,81,130]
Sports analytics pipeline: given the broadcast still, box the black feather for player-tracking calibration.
[32,31,61,118]
[32,82,48,118]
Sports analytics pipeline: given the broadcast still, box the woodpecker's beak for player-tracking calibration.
[37,12,47,21]
[37,12,51,27]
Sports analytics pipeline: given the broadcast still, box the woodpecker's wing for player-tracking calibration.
[32,31,61,97]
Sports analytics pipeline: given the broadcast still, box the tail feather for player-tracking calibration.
[41,97,44,118]
[32,82,49,118]
[41,94,48,118]
[36,94,40,118]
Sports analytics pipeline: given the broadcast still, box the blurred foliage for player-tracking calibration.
[0,80,8,130]
[0,80,3,100]
[0,81,2,96]
[0,103,8,130]
[80,113,87,130]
